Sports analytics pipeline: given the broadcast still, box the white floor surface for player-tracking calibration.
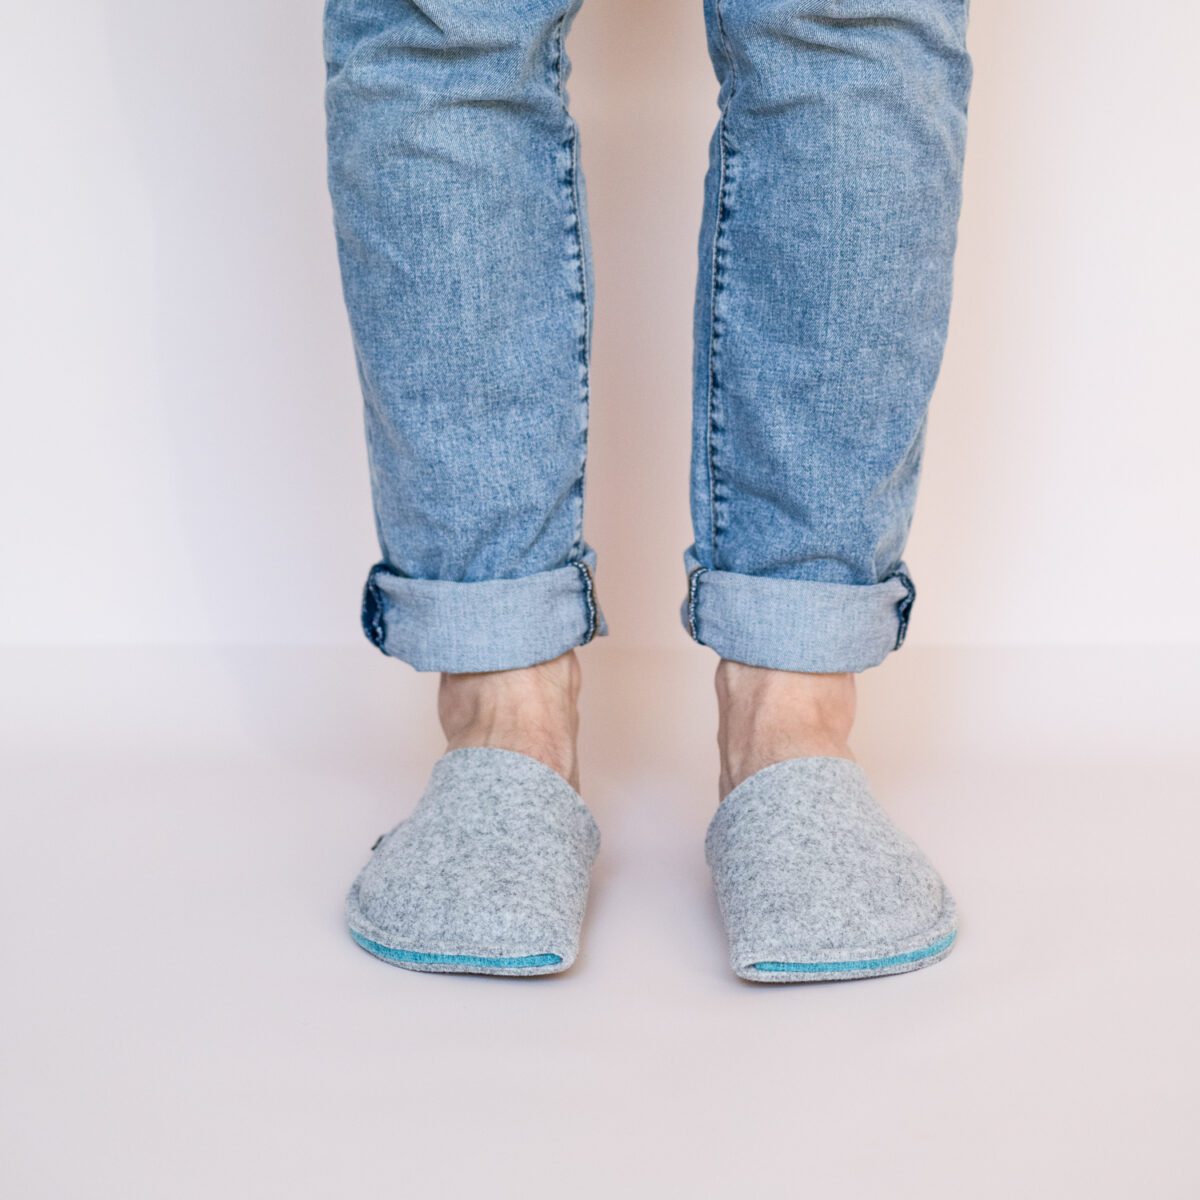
[2,643,1197,1197]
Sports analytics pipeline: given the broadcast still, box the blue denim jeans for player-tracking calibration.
[324,0,971,674]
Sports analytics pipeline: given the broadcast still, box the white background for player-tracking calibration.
[3,0,1197,651]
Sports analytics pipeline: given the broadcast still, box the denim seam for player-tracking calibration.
[686,565,708,643]
[553,12,592,564]
[811,48,846,418]
[573,560,599,645]
[704,0,737,569]
[889,567,917,649]
[361,561,397,652]
[358,358,392,557]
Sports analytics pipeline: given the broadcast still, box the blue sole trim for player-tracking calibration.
[752,930,957,975]
[350,930,562,971]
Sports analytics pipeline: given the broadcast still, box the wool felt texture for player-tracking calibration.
[706,756,957,983]
[346,747,600,976]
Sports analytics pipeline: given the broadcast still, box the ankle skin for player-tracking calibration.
[715,660,857,799]
[438,650,582,790]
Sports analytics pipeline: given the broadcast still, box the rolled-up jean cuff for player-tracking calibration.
[362,548,607,673]
[680,551,916,674]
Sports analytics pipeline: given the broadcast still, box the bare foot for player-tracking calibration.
[715,659,856,800]
[438,649,582,791]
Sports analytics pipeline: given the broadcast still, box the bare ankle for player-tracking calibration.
[715,660,857,799]
[438,650,582,789]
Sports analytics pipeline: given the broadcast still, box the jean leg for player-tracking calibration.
[686,0,972,671]
[325,0,603,672]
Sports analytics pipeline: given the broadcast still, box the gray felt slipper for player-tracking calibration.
[706,756,957,982]
[346,747,600,976]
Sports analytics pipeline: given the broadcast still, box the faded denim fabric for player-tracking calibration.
[324,0,971,674]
